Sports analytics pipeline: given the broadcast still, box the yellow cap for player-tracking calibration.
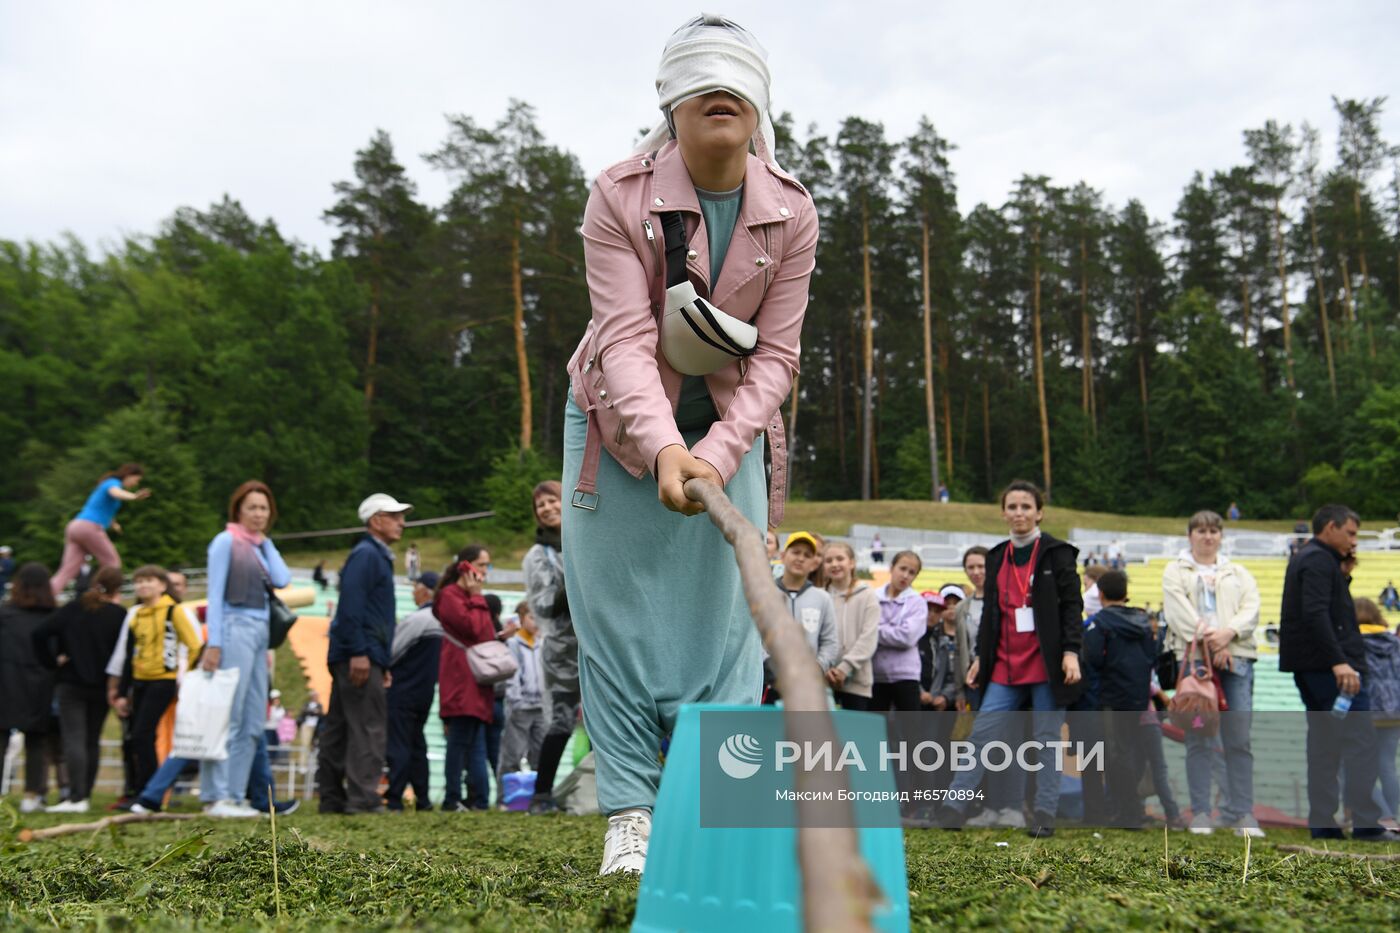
[783,531,820,552]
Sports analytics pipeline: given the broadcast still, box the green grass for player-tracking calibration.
[5,806,1398,930]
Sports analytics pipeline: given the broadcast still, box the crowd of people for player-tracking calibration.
[757,494,1400,843]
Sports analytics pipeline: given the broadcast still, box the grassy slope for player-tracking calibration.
[4,809,1397,930]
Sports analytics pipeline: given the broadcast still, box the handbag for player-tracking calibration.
[266,584,298,649]
[1168,630,1220,738]
[467,639,519,686]
[443,630,520,686]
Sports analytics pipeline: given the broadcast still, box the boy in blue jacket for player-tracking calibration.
[1083,570,1155,827]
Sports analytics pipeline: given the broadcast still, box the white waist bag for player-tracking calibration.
[171,667,241,760]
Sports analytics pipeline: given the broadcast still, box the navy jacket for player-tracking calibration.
[1083,606,1154,711]
[388,604,442,710]
[328,535,396,669]
[1279,538,1364,673]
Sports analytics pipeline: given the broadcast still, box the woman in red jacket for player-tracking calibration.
[436,549,496,811]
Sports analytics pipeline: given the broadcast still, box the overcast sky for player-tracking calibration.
[2,1,1397,255]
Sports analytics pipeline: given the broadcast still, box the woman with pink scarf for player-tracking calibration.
[198,480,291,817]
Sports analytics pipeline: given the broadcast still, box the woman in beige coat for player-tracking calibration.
[1161,510,1262,837]
[822,543,880,710]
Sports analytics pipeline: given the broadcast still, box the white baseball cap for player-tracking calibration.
[358,493,413,524]
[939,584,967,602]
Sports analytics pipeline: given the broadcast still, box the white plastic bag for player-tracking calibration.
[171,668,241,760]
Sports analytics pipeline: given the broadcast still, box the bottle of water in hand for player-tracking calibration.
[1331,675,1361,720]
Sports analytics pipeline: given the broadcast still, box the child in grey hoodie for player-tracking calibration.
[772,532,839,676]
[498,602,546,782]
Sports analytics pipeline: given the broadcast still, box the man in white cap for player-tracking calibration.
[317,493,411,814]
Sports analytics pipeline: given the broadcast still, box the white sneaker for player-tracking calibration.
[130,802,154,815]
[1189,813,1214,835]
[206,799,260,819]
[599,808,651,876]
[19,796,45,814]
[1000,807,1027,829]
[964,808,1001,828]
[47,799,90,814]
[1233,817,1266,838]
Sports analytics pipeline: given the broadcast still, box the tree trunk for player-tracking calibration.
[941,376,954,484]
[959,391,971,467]
[1031,225,1052,498]
[834,346,847,482]
[981,379,993,499]
[1134,288,1152,469]
[934,258,954,485]
[1080,236,1095,433]
[920,218,942,499]
[511,219,533,450]
[1339,243,1356,323]
[873,353,884,499]
[365,235,382,410]
[1236,214,1252,348]
[1272,196,1295,392]
[1353,184,1370,284]
[860,203,875,501]
[1307,208,1338,401]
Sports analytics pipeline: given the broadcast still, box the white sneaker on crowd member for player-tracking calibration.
[599,808,651,876]
[130,802,155,815]
[206,799,260,819]
[1189,813,1214,835]
[999,807,1026,829]
[47,799,90,814]
[964,808,1001,828]
[19,796,45,814]
[1233,816,1266,838]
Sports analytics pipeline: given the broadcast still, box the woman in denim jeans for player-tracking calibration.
[199,481,291,818]
[1161,509,1263,837]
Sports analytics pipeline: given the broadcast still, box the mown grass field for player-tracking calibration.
[5,806,1398,931]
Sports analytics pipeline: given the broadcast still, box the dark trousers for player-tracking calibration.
[1101,710,1146,826]
[443,715,490,810]
[21,730,60,796]
[56,683,108,801]
[130,679,178,793]
[533,688,580,800]
[385,700,431,809]
[869,680,922,712]
[317,660,388,813]
[1141,716,1180,819]
[486,698,505,792]
[248,734,278,812]
[834,692,870,711]
[1294,671,1383,833]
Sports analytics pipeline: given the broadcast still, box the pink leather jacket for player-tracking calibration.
[567,139,818,527]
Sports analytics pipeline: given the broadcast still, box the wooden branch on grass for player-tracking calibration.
[1276,845,1400,862]
[686,478,879,933]
[18,812,199,842]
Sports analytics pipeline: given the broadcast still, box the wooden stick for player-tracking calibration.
[686,479,879,933]
[18,812,199,842]
[1275,845,1400,862]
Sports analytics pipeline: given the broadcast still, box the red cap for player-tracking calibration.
[921,590,945,607]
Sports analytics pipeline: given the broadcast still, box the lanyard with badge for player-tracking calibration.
[1009,538,1040,634]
